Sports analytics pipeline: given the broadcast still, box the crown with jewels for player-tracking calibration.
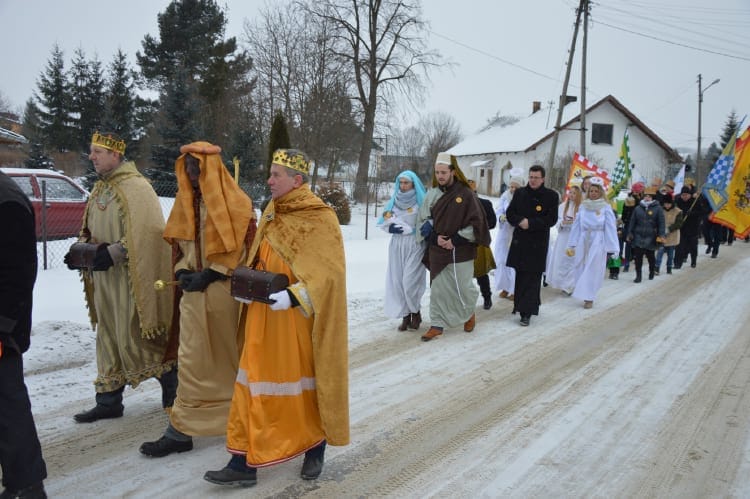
[272,149,310,175]
[91,131,126,155]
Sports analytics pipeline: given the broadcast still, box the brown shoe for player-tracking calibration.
[498,290,509,298]
[409,311,422,330]
[397,315,410,331]
[583,300,593,309]
[421,327,443,341]
[463,313,476,332]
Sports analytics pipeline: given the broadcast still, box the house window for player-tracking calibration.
[591,123,613,145]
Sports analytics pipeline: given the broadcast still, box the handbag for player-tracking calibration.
[606,255,622,269]
[67,242,106,269]
[230,265,289,304]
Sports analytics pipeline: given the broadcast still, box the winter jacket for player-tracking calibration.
[0,172,38,354]
[626,199,666,251]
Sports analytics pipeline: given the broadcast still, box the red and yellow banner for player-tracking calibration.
[711,126,750,237]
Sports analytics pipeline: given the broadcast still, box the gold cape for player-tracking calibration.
[81,161,172,338]
[246,185,350,445]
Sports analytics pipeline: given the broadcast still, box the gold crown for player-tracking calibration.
[272,149,310,175]
[91,131,126,155]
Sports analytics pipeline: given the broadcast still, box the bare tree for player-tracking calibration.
[420,111,462,177]
[243,1,359,182]
[302,0,441,201]
[478,111,520,134]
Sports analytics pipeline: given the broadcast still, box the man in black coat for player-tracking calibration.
[674,186,708,268]
[505,165,559,326]
[0,171,47,498]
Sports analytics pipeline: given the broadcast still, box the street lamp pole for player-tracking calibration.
[697,73,720,178]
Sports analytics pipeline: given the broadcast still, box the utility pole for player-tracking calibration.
[580,0,589,155]
[697,73,720,181]
[548,0,584,171]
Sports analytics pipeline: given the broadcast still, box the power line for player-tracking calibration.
[594,20,750,62]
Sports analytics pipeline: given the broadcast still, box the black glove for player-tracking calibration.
[92,244,114,271]
[388,224,404,234]
[178,269,226,292]
[64,252,81,270]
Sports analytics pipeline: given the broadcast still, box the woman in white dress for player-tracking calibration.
[546,179,583,294]
[493,175,524,300]
[565,177,620,309]
[378,170,428,331]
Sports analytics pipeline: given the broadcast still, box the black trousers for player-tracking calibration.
[0,349,47,491]
[631,247,655,275]
[675,234,698,267]
[512,270,543,316]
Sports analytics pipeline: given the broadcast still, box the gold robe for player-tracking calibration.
[81,161,174,392]
[226,185,349,467]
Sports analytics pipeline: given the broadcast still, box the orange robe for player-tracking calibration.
[225,185,349,467]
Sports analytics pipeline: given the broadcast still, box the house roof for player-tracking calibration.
[448,95,680,163]
[0,126,28,145]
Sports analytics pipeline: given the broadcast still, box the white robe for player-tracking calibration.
[567,200,620,302]
[546,201,578,293]
[380,203,427,318]
[492,191,515,294]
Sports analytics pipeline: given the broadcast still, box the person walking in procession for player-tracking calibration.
[493,175,524,301]
[674,185,708,269]
[140,142,256,457]
[378,170,427,331]
[546,178,583,294]
[655,193,681,275]
[204,149,349,487]
[0,171,47,499]
[64,132,177,423]
[416,153,490,341]
[469,180,497,310]
[625,186,666,283]
[505,165,559,326]
[565,177,620,309]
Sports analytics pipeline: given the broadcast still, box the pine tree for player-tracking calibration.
[136,0,252,141]
[35,44,74,152]
[719,111,739,149]
[151,66,201,169]
[267,110,291,174]
[68,48,105,152]
[103,50,137,147]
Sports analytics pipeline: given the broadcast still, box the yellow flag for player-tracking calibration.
[711,126,750,237]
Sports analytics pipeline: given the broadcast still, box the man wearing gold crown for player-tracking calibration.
[204,148,349,487]
[139,141,256,457]
[64,132,177,423]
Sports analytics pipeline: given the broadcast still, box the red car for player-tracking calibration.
[1,167,89,240]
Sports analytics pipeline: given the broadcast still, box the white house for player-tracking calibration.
[448,95,681,196]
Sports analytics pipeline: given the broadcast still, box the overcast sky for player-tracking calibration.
[1,0,747,156]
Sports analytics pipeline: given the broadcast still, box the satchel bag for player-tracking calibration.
[67,242,106,269]
[231,265,289,304]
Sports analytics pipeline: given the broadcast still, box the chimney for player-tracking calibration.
[532,101,541,114]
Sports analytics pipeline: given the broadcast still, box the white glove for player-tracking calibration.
[268,290,292,311]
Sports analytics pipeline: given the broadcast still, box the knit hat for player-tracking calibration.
[661,192,673,203]
[631,182,645,194]
[680,186,692,195]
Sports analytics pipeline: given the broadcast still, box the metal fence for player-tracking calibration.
[37,178,269,270]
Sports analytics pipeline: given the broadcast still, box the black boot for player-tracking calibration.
[0,482,46,499]
[301,441,326,480]
[74,387,125,423]
[204,455,257,487]
[158,366,178,409]
[634,271,642,283]
[397,315,410,331]
[648,269,655,280]
[139,435,193,457]
[409,311,422,330]
[476,274,492,308]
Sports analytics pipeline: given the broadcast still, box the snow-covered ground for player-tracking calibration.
[24,199,750,498]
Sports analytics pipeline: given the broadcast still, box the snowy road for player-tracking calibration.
[27,240,750,498]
